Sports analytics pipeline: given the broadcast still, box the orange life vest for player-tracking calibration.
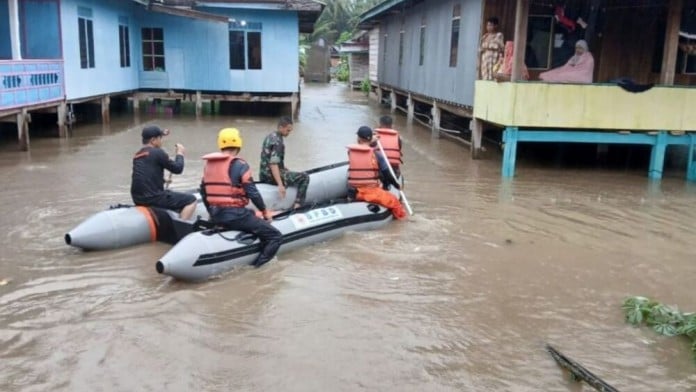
[347,144,380,188]
[374,128,402,167]
[201,152,249,208]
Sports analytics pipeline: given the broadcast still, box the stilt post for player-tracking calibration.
[17,109,30,151]
[431,101,441,139]
[407,94,414,123]
[648,131,668,179]
[502,127,519,177]
[471,118,483,159]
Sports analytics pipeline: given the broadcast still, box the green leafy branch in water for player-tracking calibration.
[623,296,696,362]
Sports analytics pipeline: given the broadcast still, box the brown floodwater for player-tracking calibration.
[0,83,695,391]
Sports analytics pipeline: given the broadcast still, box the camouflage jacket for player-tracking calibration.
[259,131,285,181]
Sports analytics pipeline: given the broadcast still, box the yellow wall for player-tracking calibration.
[473,81,696,131]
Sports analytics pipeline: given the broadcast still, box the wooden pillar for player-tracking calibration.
[132,92,140,112]
[195,91,202,117]
[389,90,396,113]
[101,96,110,124]
[17,109,29,151]
[511,0,529,82]
[431,101,441,139]
[648,131,668,179]
[660,0,683,85]
[502,127,519,178]
[406,94,414,123]
[471,118,483,159]
[376,86,383,104]
[8,0,22,59]
[291,93,299,119]
[57,102,67,137]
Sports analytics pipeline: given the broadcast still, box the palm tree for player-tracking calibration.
[309,0,381,44]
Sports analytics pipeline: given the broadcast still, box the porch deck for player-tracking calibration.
[473,81,696,180]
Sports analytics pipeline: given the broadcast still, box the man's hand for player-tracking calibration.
[175,143,185,155]
[277,184,286,199]
[162,128,171,137]
[262,210,273,222]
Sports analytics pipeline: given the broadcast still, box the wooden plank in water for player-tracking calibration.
[546,344,620,392]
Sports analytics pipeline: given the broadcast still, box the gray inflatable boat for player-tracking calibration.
[156,200,394,281]
[65,162,349,251]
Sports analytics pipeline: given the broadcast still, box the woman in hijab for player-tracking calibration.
[539,40,594,83]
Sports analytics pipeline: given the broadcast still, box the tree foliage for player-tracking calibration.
[308,0,381,44]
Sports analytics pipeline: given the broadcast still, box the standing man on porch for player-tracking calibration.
[259,116,310,209]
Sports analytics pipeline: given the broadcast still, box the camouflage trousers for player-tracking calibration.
[261,170,310,205]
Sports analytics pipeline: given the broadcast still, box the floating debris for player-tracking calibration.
[547,344,619,392]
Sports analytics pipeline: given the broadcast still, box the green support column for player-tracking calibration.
[648,131,667,180]
[502,127,519,178]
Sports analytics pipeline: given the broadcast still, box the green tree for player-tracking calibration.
[309,0,381,45]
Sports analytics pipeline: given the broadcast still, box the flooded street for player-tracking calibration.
[1,83,695,391]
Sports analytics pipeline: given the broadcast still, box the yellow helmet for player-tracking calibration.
[218,128,243,149]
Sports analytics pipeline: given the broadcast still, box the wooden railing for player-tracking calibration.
[0,60,65,111]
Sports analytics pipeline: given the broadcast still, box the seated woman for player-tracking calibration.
[539,40,594,84]
[494,41,530,81]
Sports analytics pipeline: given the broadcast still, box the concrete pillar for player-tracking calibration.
[195,91,202,117]
[502,127,519,178]
[389,90,396,113]
[648,131,668,179]
[470,118,483,159]
[57,101,68,137]
[9,0,22,60]
[376,87,383,104]
[406,94,414,124]
[17,109,30,151]
[430,101,441,139]
[101,96,111,124]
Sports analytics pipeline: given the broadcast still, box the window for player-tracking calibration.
[142,28,165,71]
[119,17,130,68]
[78,7,94,69]
[527,15,554,69]
[228,22,263,70]
[685,54,696,74]
[247,32,262,70]
[229,31,245,69]
[419,17,426,66]
[449,4,461,67]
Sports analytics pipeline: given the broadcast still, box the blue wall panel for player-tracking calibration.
[133,9,230,91]
[378,0,481,106]
[198,7,300,93]
[61,0,140,100]
[0,0,11,59]
[20,0,61,59]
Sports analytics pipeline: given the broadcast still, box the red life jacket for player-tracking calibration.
[347,144,380,188]
[201,152,249,208]
[374,128,402,167]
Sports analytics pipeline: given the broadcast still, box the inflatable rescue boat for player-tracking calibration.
[65,162,349,251]
[156,200,394,281]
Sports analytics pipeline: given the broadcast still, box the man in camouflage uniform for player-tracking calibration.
[259,116,310,209]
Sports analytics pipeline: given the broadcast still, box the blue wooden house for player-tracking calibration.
[0,0,323,149]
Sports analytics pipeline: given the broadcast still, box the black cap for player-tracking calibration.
[141,125,165,141]
[357,126,373,141]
